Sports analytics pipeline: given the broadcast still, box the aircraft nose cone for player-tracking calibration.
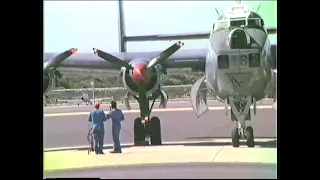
[132,65,150,83]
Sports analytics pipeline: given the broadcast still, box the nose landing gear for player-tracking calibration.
[231,126,255,147]
[134,116,162,146]
[229,96,255,148]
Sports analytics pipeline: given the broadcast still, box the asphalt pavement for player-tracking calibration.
[44,99,274,114]
[44,162,277,179]
[43,100,276,148]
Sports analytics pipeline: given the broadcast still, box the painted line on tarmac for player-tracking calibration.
[44,138,276,152]
[44,105,273,117]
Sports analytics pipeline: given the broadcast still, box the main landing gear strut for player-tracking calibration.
[133,98,162,146]
[228,96,255,148]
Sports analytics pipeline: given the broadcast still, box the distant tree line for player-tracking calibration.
[55,69,204,89]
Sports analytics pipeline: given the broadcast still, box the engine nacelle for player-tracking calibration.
[122,65,162,97]
[43,70,55,97]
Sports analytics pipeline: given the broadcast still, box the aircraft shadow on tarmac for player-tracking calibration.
[130,139,277,149]
[183,137,277,148]
[180,140,277,148]
[69,139,277,152]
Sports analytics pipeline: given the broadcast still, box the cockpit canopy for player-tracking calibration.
[230,17,262,27]
[212,13,264,33]
[211,3,265,34]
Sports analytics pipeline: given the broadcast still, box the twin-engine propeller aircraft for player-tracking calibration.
[189,1,277,148]
[54,88,111,106]
[55,91,93,106]
[43,1,277,148]
[133,1,277,147]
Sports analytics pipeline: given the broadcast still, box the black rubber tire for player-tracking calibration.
[231,127,240,147]
[134,117,145,145]
[150,116,162,145]
[245,126,255,148]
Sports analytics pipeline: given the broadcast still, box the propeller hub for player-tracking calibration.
[132,65,150,84]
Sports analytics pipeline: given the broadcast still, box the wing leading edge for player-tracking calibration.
[44,49,207,70]
[123,27,276,42]
[45,27,276,70]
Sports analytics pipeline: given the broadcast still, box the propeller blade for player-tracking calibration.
[44,48,78,70]
[147,41,184,69]
[54,69,62,79]
[93,48,131,69]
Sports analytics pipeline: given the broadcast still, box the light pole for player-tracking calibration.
[91,81,95,104]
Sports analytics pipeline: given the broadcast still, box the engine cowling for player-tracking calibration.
[43,70,55,97]
[122,65,162,97]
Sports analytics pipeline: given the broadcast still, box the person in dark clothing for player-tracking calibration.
[108,100,125,153]
[88,103,108,154]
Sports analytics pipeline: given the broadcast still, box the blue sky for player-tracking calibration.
[44,1,277,53]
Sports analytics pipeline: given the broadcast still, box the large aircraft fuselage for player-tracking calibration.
[205,27,273,101]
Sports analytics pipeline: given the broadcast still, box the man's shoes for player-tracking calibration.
[109,150,122,153]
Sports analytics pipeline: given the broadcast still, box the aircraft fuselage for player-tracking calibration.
[205,27,273,101]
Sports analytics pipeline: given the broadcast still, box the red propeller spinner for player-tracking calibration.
[132,65,151,84]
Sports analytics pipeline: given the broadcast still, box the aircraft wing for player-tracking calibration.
[55,99,83,105]
[123,27,277,41]
[44,49,207,70]
[44,27,275,70]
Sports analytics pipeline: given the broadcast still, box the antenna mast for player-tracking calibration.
[215,8,220,16]
[256,4,261,12]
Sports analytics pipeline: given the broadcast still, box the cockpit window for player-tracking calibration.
[230,19,246,27]
[214,20,229,31]
[247,18,261,27]
[213,17,263,32]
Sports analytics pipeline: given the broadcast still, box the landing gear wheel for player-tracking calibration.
[245,126,255,148]
[231,127,240,148]
[134,118,145,146]
[150,116,162,145]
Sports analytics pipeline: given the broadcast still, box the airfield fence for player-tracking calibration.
[47,85,217,104]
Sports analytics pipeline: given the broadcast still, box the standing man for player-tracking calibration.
[108,100,125,153]
[88,103,108,154]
